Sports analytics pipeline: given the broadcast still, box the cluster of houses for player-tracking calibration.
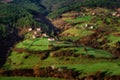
[112,12,120,17]
[28,27,55,41]
[90,11,120,17]
[113,8,120,17]
[79,24,95,30]
[84,24,94,30]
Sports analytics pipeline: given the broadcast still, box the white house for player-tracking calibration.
[28,28,32,31]
[90,26,94,29]
[36,28,41,31]
[48,38,55,41]
[92,12,95,15]
[85,24,88,27]
[112,13,117,16]
[34,31,37,35]
[51,65,56,69]
[42,33,47,37]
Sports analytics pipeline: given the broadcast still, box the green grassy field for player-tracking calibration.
[65,16,92,23]
[4,40,120,78]
[61,27,94,41]
[16,38,49,51]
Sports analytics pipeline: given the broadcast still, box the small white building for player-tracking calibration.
[34,31,37,35]
[42,33,47,37]
[48,38,55,41]
[112,13,117,16]
[51,65,56,69]
[90,26,94,29]
[85,24,88,27]
[28,28,32,31]
[36,28,41,31]
[92,12,95,15]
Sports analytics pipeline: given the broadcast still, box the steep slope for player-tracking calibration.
[50,7,120,58]
[0,0,120,79]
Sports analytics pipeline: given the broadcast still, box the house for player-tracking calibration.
[28,28,32,31]
[51,65,56,69]
[34,31,37,35]
[90,26,94,29]
[42,33,48,37]
[36,28,41,31]
[92,12,95,16]
[112,12,117,16]
[48,38,55,41]
[85,24,88,27]
[84,24,95,30]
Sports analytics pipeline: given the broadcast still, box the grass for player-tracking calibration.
[61,27,94,41]
[52,41,74,47]
[107,34,120,42]
[4,52,41,69]
[67,61,120,76]
[51,46,113,58]
[44,57,120,76]
[3,50,120,78]
[4,46,113,70]
[4,39,114,70]
[65,16,92,23]
[105,33,120,47]
[16,38,49,51]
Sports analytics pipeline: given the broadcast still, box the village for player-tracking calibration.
[27,27,55,42]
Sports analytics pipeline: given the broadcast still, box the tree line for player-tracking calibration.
[48,0,120,19]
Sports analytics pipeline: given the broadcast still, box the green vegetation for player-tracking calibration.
[65,16,92,23]
[16,38,49,51]
[0,3,45,28]
[12,0,47,14]
[0,0,120,79]
[52,46,113,58]
[60,27,94,41]
[0,24,6,39]
[48,0,120,19]
[104,33,120,47]
[0,4,30,24]
[41,0,81,11]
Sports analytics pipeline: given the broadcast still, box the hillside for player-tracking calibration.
[50,7,120,57]
[0,0,120,80]
[0,7,120,80]
[48,0,120,19]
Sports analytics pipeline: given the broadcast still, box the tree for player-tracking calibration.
[0,24,6,40]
